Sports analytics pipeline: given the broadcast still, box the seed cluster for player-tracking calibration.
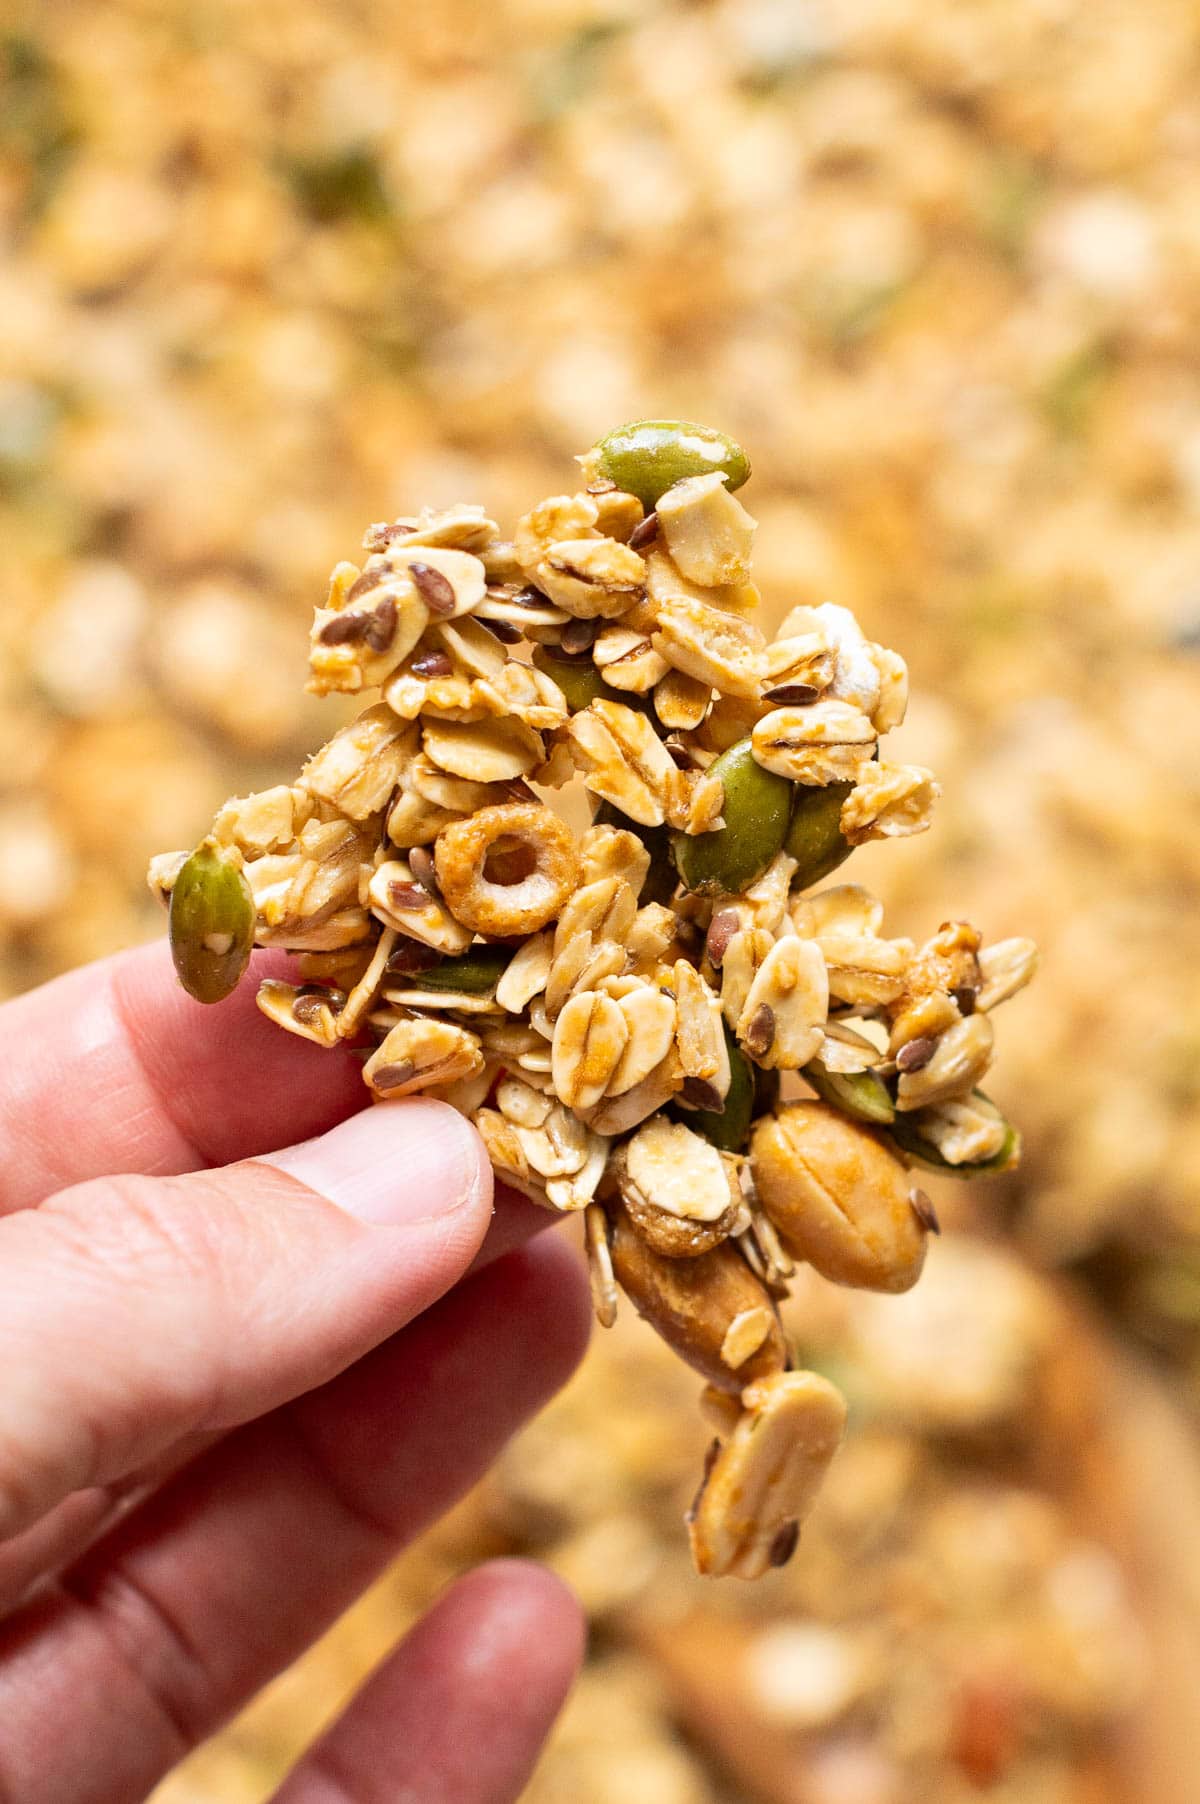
[151,420,1037,1579]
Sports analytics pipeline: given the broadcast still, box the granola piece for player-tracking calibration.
[544,1131,611,1213]
[655,472,756,588]
[592,623,669,693]
[759,633,837,704]
[544,931,626,1020]
[673,960,730,1092]
[567,698,680,826]
[434,802,579,938]
[644,544,760,620]
[609,1205,787,1394]
[363,1015,485,1098]
[751,700,877,786]
[421,714,544,783]
[364,504,499,554]
[719,926,774,1030]
[841,761,939,844]
[495,929,554,1013]
[584,1202,619,1330]
[720,1305,777,1372]
[688,1372,848,1579]
[554,876,639,960]
[626,902,679,968]
[653,667,712,730]
[912,1092,1011,1165]
[976,937,1040,1011]
[790,882,885,940]
[585,1053,683,1136]
[476,659,569,731]
[300,706,417,821]
[652,595,765,699]
[579,822,652,894]
[622,1115,736,1225]
[820,931,914,1008]
[666,765,726,836]
[735,935,828,1071]
[608,983,677,1096]
[895,1012,996,1111]
[551,990,629,1110]
[533,537,648,620]
[513,493,599,570]
[308,560,428,696]
[385,786,463,849]
[776,602,886,722]
[246,816,374,948]
[367,858,473,954]
[751,1101,929,1292]
[869,643,909,732]
[211,785,303,856]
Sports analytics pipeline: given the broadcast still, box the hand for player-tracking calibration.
[0,945,591,1803]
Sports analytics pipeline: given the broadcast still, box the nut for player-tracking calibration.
[609,1205,787,1393]
[656,471,756,587]
[688,1371,847,1579]
[751,1101,928,1292]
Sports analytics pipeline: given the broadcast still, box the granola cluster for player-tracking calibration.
[150,423,1037,1578]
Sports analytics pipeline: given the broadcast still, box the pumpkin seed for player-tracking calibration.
[168,841,255,1004]
[784,780,853,889]
[803,1060,895,1125]
[411,943,514,994]
[593,419,751,510]
[671,736,792,896]
[679,1023,755,1152]
[531,643,610,712]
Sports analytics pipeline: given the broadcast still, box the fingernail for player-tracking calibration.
[265,1101,485,1227]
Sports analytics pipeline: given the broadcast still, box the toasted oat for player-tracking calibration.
[551,990,630,1110]
[364,1016,484,1098]
[751,699,877,786]
[567,697,679,826]
[653,595,765,699]
[841,761,940,844]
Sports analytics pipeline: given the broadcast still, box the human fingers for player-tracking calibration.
[0,1099,492,1544]
[0,1179,561,1616]
[268,1562,584,1804]
[0,1239,590,1804]
[0,944,366,1214]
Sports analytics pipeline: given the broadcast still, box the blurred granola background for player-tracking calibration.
[3,0,1200,1799]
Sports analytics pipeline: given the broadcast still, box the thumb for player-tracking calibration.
[0,1100,492,1544]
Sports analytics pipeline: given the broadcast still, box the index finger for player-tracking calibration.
[0,943,366,1213]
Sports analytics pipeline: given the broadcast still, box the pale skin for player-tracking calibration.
[0,944,593,1804]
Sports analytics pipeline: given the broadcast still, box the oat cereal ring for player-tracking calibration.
[434,801,579,936]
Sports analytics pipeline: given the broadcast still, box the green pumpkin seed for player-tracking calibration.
[411,944,514,994]
[168,841,255,1004]
[672,736,792,896]
[784,781,853,890]
[679,1024,755,1153]
[531,644,611,713]
[593,420,751,510]
[803,1061,895,1125]
[887,1091,1020,1175]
